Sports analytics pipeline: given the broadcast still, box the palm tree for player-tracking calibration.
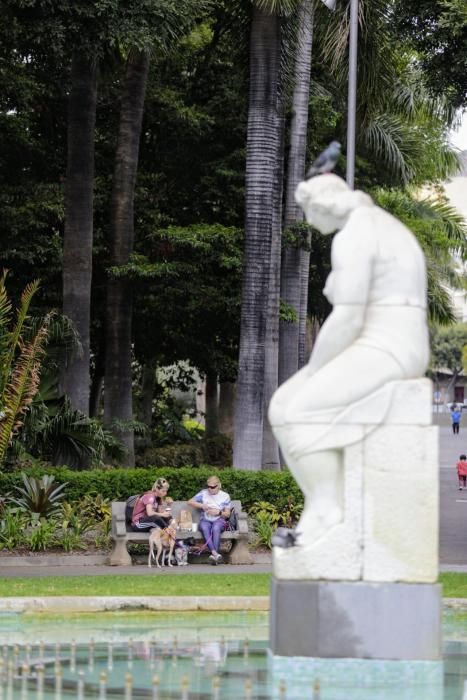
[104,50,150,467]
[279,0,315,386]
[62,52,97,416]
[373,188,467,324]
[233,4,286,470]
[319,0,459,185]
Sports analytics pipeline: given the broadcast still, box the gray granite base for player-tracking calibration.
[270,579,442,660]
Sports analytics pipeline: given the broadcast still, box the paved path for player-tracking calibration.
[440,424,467,565]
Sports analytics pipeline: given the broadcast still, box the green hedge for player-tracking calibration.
[0,466,303,511]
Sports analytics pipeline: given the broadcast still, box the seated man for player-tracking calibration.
[188,476,231,564]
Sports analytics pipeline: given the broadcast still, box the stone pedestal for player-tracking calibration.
[270,579,442,660]
[273,379,439,583]
[271,378,441,663]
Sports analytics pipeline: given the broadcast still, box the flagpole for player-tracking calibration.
[346,0,358,188]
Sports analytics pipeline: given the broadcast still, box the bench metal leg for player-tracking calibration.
[228,538,253,565]
[108,538,132,566]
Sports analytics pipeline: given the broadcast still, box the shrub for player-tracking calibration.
[135,435,233,469]
[249,499,303,549]
[9,473,67,516]
[135,444,204,468]
[26,517,56,551]
[0,509,28,550]
[0,466,303,511]
[202,435,232,466]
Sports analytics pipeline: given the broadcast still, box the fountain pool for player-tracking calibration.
[0,609,466,698]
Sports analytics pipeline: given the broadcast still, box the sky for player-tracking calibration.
[450,110,467,151]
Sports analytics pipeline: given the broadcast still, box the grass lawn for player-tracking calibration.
[0,573,272,597]
[439,572,467,599]
[0,572,465,598]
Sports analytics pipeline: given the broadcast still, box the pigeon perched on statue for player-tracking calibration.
[306,140,341,178]
[271,527,300,549]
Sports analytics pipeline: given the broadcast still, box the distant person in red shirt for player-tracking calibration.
[457,454,467,490]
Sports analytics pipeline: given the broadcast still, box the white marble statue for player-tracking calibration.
[269,174,434,579]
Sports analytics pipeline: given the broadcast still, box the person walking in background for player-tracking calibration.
[451,405,462,435]
[457,454,467,490]
[188,476,231,565]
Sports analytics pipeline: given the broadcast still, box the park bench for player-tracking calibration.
[108,499,252,566]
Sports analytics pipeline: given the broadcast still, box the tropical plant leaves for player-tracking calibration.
[9,472,68,517]
[0,276,51,466]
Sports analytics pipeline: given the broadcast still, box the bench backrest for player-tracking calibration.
[112,500,243,525]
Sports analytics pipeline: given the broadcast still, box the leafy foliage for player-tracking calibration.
[373,189,467,324]
[431,324,467,375]
[0,276,51,466]
[129,225,243,380]
[393,0,467,109]
[249,498,303,548]
[316,0,460,186]
[26,517,56,552]
[0,509,28,550]
[0,466,304,512]
[10,473,67,516]
[136,435,232,468]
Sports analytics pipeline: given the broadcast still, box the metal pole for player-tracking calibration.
[346,0,358,188]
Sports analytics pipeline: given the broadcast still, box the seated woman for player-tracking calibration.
[188,476,231,564]
[131,478,173,531]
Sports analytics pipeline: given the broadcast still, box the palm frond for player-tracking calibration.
[1,279,40,400]
[0,274,13,396]
[373,187,465,324]
[425,265,457,326]
[253,0,301,16]
[363,115,412,182]
[0,315,51,465]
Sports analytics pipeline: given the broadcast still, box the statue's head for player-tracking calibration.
[295,174,373,234]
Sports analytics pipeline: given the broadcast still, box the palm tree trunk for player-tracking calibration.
[89,340,105,418]
[104,50,150,467]
[140,361,155,428]
[261,95,285,471]
[279,0,314,383]
[298,243,311,367]
[233,8,282,470]
[205,371,219,437]
[62,52,97,415]
[219,382,236,437]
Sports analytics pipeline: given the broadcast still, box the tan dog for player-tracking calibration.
[148,521,178,568]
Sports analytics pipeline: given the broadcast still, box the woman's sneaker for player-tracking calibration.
[209,553,223,565]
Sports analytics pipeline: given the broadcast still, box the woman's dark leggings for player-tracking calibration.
[132,515,167,531]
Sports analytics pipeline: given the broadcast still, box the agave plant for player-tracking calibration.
[10,473,68,517]
[0,273,52,466]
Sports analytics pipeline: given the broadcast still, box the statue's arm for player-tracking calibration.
[307,305,365,374]
[308,228,374,375]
